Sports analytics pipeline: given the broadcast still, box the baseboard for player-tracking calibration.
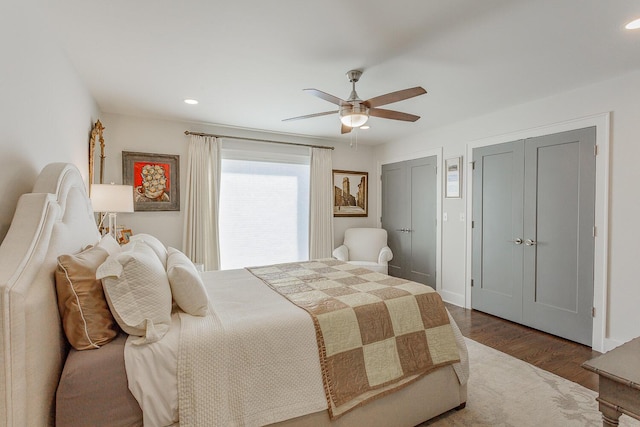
[440,290,465,307]
[603,337,626,352]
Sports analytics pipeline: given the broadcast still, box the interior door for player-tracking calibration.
[471,127,596,345]
[382,161,407,279]
[522,127,596,345]
[382,156,437,288]
[471,140,525,323]
[406,157,437,285]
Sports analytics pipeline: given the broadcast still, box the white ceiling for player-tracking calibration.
[45,0,640,145]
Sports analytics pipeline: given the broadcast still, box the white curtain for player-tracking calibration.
[309,147,334,259]
[183,135,221,270]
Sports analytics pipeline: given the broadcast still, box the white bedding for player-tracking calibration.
[125,268,327,427]
[125,268,468,427]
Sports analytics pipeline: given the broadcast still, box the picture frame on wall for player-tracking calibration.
[445,156,462,198]
[333,169,368,217]
[122,151,180,211]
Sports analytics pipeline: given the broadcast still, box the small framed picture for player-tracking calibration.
[333,170,368,217]
[445,157,462,199]
[117,228,133,245]
[122,151,180,211]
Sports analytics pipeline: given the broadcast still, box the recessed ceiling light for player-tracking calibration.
[625,18,640,29]
[360,125,370,130]
[184,99,199,105]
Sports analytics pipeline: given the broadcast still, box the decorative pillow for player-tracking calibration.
[97,241,172,345]
[98,233,122,255]
[55,244,119,350]
[125,233,168,268]
[166,247,209,316]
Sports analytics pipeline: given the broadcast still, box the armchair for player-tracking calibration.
[332,228,393,274]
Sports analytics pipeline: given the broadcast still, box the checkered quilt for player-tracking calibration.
[246,259,461,418]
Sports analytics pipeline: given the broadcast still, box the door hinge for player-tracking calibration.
[593,226,597,237]
[471,161,476,170]
[592,307,596,317]
[594,145,598,156]
[471,279,474,287]
[471,220,475,228]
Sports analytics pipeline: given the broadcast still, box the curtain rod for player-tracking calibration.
[184,131,335,150]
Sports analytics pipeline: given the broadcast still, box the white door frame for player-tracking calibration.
[377,147,443,292]
[464,112,610,352]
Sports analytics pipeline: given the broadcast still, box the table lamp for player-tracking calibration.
[90,183,134,240]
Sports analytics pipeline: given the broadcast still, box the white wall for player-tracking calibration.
[100,113,376,250]
[0,1,100,242]
[375,69,640,350]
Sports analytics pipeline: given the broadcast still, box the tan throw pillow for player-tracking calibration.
[97,241,172,345]
[56,245,119,350]
[166,247,209,316]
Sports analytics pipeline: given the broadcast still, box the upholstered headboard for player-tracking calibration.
[0,163,100,426]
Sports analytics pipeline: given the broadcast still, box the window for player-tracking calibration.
[219,143,310,269]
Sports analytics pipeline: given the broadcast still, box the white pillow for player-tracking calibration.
[166,247,208,316]
[97,233,121,255]
[125,233,168,268]
[97,241,172,344]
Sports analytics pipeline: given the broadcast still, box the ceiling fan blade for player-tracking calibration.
[341,124,352,134]
[363,87,427,108]
[369,108,421,122]
[304,89,348,106]
[282,110,339,122]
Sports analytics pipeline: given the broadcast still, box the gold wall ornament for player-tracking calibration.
[88,120,105,195]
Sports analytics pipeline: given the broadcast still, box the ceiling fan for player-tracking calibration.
[283,70,427,134]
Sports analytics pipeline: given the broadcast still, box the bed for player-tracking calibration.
[0,163,468,427]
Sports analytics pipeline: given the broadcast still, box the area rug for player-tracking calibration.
[424,338,640,426]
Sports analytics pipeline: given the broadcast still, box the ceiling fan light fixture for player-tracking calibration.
[625,18,640,29]
[339,104,369,128]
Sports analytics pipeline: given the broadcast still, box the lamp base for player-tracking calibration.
[107,212,118,241]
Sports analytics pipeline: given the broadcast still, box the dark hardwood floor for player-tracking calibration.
[445,303,601,391]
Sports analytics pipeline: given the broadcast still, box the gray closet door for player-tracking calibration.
[471,140,525,323]
[382,156,437,288]
[382,161,408,278]
[522,127,596,345]
[472,127,596,345]
[406,157,437,285]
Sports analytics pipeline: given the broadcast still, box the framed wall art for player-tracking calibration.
[117,228,133,244]
[333,169,368,217]
[122,151,180,211]
[445,156,462,199]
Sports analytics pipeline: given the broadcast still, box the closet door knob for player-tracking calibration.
[525,239,537,246]
[511,238,523,245]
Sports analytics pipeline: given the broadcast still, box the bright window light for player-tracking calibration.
[219,158,310,269]
[184,99,199,105]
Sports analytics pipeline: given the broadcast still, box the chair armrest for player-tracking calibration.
[378,246,393,264]
[332,245,349,261]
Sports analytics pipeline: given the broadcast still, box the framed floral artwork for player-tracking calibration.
[122,151,180,211]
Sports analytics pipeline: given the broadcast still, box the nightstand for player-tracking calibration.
[582,337,640,426]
